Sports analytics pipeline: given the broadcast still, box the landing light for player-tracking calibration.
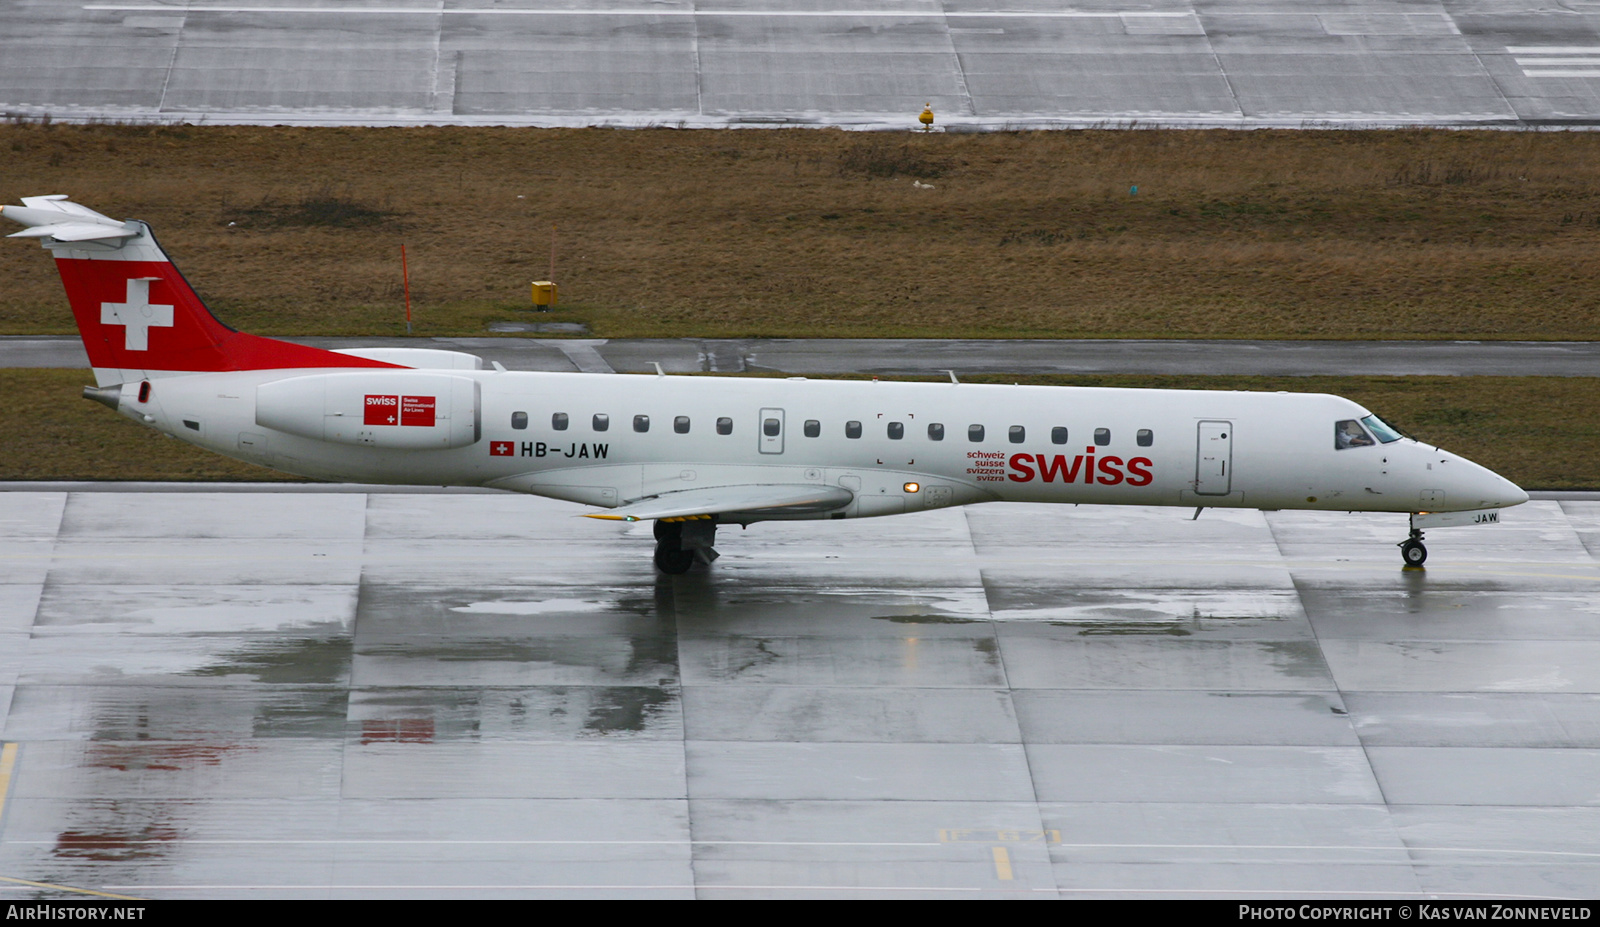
[903,482,920,493]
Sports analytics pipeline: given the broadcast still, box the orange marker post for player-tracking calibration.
[401,244,413,335]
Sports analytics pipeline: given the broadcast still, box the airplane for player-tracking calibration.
[4,195,1528,573]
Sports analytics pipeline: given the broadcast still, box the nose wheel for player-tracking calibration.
[1398,528,1427,567]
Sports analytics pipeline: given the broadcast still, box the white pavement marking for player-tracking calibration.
[1509,46,1600,79]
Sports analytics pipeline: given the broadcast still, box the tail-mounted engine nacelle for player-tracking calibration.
[256,372,481,450]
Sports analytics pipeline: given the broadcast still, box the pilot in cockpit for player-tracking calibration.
[1335,419,1375,450]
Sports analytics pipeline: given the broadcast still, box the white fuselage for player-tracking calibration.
[120,367,1526,520]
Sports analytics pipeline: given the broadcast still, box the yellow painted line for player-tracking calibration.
[992,846,1013,881]
[0,743,15,827]
[0,875,143,901]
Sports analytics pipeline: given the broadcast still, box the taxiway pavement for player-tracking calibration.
[4,0,1600,128]
[6,335,1600,377]
[0,486,1597,898]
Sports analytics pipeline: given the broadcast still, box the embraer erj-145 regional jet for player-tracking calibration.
[6,196,1528,573]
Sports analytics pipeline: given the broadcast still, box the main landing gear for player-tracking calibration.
[653,519,719,575]
[1398,528,1428,567]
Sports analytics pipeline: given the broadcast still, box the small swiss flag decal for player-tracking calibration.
[490,441,514,457]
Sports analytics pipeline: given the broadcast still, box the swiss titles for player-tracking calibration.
[1003,447,1154,486]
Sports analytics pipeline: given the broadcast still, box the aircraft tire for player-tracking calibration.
[1400,539,1428,567]
[654,542,695,575]
[654,520,682,543]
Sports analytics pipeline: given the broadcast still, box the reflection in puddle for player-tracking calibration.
[186,636,351,685]
[350,686,680,740]
[449,599,610,616]
[582,687,675,735]
[361,718,436,744]
[86,741,241,772]
[55,821,180,862]
[1065,622,1194,637]
[988,585,1299,624]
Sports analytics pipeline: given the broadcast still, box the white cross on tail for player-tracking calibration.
[100,278,174,351]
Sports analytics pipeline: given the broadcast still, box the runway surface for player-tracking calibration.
[7,335,1600,377]
[4,0,1600,128]
[1,485,1597,899]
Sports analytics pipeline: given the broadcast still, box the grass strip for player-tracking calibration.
[4,125,1600,341]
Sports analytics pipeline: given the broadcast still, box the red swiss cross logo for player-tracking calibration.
[490,441,514,457]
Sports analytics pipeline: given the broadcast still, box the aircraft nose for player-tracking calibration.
[1441,448,1528,509]
[1495,478,1530,508]
[1471,467,1528,509]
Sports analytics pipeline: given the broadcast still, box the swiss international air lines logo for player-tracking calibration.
[100,278,174,351]
[976,448,1154,485]
[364,395,436,427]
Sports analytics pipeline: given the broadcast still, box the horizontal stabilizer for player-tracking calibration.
[3,198,136,241]
[7,222,139,242]
[586,483,853,522]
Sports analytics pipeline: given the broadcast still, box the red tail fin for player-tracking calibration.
[5,196,398,384]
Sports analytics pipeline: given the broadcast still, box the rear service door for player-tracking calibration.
[1195,420,1233,495]
[759,408,785,454]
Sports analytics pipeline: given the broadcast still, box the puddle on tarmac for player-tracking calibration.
[871,615,980,625]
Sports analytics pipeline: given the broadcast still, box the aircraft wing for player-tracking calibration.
[585,484,853,522]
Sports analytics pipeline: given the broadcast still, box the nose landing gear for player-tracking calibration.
[1398,528,1427,567]
[653,518,719,575]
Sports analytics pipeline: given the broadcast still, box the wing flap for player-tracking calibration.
[586,484,853,522]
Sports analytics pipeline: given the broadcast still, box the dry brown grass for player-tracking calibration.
[3,124,1600,339]
[5,368,1597,488]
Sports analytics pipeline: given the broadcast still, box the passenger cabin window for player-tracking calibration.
[552,412,569,431]
[1335,419,1375,450]
[1094,428,1111,446]
[1136,429,1153,447]
[674,415,690,434]
[717,417,733,435]
[1009,426,1025,444]
[592,414,609,432]
[887,422,904,440]
[968,424,985,442]
[511,412,528,430]
[928,423,945,441]
[1051,427,1068,445]
[1362,414,1403,444]
[763,418,781,437]
[804,420,820,438]
[634,415,650,433]
[846,421,863,439]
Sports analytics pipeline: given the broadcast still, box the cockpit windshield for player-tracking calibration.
[1335,419,1374,450]
[1361,414,1403,444]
